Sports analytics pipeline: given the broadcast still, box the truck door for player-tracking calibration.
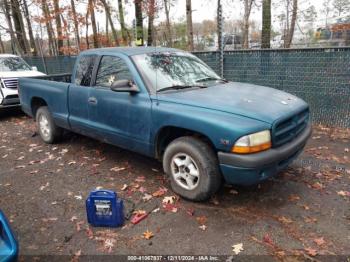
[88,55,152,156]
[68,55,98,136]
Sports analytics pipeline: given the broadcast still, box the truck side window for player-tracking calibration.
[95,56,133,88]
[75,55,97,86]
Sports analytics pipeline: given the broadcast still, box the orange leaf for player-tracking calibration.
[143,230,154,240]
[305,247,317,257]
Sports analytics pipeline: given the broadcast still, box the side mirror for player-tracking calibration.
[110,79,139,93]
[32,66,38,71]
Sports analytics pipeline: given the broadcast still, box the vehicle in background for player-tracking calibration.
[19,47,311,201]
[0,210,18,262]
[0,54,45,109]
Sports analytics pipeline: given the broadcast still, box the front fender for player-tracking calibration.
[151,100,271,152]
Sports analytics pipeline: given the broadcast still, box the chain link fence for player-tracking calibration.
[23,48,350,128]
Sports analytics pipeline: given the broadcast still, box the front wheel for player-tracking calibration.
[163,136,222,201]
[36,106,62,144]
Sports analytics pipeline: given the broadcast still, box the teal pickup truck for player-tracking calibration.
[19,47,311,201]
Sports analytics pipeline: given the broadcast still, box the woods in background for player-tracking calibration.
[0,0,348,56]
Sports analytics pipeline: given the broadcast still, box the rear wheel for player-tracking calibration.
[163,136,222,201]
[36,106,62,144]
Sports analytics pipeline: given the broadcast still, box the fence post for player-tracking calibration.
[217,0,224,77]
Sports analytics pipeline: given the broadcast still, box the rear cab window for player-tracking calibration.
[95,56,133,88]
[74,55,97,86]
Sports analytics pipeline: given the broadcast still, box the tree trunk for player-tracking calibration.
[147,0,155,46]
[135,0,144,46]
[163,0,172,46]
[88,0,99,48]
[42,0,56,56]
[85,9,90,48]
[186,0,194,51]
[53,0,64,55]
[100,0,119,46]
[2,0,23,54]
[23,0,38,55]
[70,0,80,51]
[118,0,128,45]
[261,0,271,48]
[285,0,298,48]
[0,34,5,53]
[242,0,254,49]
[11,0,30,53]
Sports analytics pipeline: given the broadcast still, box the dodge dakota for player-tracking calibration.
[19,47,311,201]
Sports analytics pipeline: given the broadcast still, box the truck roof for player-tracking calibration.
[0,54,20,58]
[80,47,183,57]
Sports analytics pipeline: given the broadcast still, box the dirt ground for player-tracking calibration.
[0,109,349,261]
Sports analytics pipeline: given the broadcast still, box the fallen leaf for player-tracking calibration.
[313,237,325,246]
[163,203,178,213]
[311,182,324,190]
[199,225,207,231]
[229,189,239,195]
[121,184,128,191]
[74,195,83,200]
[263,233,274,246]
[110,167,126,172]
[277,216,293,224]
[76,221,84,231]
[139,186,147,193]
[152,187,167,197]
[232,243,243,255]
[135,176,146,183]
[70,216,78,222]
[143,230,154,240]
[162,196,175,204]
[304,247,317,257]
[304,216,318,223]
[196,216,207,225]
[142,193,152,202]
[288,194,300,201]
[42,217,58,222]
[152,208,160,213]
[40,182,49,191]
[337,190,350,197]
[68,161,76,165]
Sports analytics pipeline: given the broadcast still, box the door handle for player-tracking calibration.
[88,97,97,105]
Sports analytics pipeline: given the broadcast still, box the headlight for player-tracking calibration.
[232,130,271,154]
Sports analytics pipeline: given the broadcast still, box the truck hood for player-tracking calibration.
[156,82,308,125]
[0,70,45,78]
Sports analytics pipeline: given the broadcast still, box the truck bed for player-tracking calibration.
[19,74,72,129]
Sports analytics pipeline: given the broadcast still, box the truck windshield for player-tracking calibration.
[132,52,224,92]
[0,56,32,72]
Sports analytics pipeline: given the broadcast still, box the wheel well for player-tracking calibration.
[31,97,47,118]
[155,126,217,159]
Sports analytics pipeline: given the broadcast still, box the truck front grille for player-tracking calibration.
[272,108,309,147]
[2,78,18,89]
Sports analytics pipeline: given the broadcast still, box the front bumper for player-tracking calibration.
[218,124,312,185]
[0,97,20,108]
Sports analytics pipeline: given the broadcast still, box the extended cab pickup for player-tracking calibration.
[19,47,311,201]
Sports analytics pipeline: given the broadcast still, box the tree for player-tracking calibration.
[23,0,38,55]
[88,0,99,48]
[41,0,57,56]
[1,0,23,54]
[135,0,144,46]
[284,0,298,48]
[70,0,81,50]
[53,0,64,55]
[261,0,271,48]
[242,0,255,49]
[163,0,173,46]
[146,0,156,46]
[100,0,119,46]
[11,0,31,53]
[321,0,332,26]
[118,0,128,45]
[186,0,194,51]
[333,0,350,16]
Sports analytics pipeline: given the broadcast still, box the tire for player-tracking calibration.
[163,136,222,201]
[36,106,62,144]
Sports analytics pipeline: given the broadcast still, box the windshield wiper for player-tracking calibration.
[195,77,228,83]
[157,84,206,93]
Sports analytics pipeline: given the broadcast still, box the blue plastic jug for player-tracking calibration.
[86,190,124,227]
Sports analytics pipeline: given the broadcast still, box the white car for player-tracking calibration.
[0,54,45,108]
